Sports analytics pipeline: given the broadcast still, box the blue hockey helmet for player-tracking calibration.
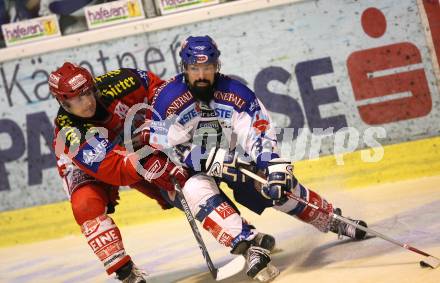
[179,36,221,66]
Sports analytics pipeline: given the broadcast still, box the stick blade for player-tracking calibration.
[420,256,440,269]
[216,256,246,281]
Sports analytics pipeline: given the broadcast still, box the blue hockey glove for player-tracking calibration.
[261,158,297,205]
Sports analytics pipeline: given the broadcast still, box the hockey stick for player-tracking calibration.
[238,167,440,269]
[170,176,246,280]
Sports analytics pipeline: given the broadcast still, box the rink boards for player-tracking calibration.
[1,134,439,248]
[0,0,440,211]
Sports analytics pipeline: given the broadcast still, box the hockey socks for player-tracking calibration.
[273,183,334,232]
[81,214,131,274]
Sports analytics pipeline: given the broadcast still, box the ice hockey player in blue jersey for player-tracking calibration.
[150,35,368,281]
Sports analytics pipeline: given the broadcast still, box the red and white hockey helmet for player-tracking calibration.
[49,62,94,101]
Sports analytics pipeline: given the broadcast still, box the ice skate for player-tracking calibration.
[252,232,276,252]
[245,246,280,282]
[330,208,368,240]
[116,261,149,283]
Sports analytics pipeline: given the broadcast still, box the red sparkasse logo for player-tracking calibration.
[253,114,270,134]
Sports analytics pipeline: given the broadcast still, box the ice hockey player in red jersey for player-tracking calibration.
[50,62,188,283]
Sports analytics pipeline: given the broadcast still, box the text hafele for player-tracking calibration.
[4,24,43,40]
[88,7,127,22]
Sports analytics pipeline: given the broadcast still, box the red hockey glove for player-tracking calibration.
[131,123,151,151]
[142,153,188,191]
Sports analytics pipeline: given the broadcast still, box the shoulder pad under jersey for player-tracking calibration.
[152,74,195,119]
[213,74,257,113]
[94,69,143,103]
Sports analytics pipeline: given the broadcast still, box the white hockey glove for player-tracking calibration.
[204,148,250,182]
[261,158,297,205]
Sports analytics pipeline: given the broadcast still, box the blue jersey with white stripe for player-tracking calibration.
[150,73,279,170]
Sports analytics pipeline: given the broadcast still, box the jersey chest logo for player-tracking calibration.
[114,102,130,119]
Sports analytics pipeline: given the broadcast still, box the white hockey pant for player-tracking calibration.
[182,173,257,248]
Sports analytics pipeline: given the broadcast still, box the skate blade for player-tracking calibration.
[420,256,440,269]
[254,263,280,282]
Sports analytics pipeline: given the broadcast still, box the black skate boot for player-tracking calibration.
[116,261,148,283]
[330,208,368,240]
[245,245,279,282]
[252,232,276,252]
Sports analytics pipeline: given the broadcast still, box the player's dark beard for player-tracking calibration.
[189,79,214,103]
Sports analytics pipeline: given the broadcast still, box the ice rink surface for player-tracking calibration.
[1,176,439,283]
